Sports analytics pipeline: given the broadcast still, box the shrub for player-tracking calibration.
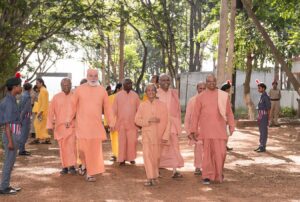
[280,107,297,117]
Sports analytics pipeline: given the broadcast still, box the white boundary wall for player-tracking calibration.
[180,70,299,110]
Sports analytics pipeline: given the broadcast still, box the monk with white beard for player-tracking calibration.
[67,69,113,182]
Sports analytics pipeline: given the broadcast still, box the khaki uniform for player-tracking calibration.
[268,89,281,125]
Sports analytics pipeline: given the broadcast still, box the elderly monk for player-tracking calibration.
[184,81,206,176]
[190,74,235,185]
[135,83,169,186]
[157,74,184,178]
[113,78,140,166]
[143,75,159,101]
[47,78,76,175]
[67,69,113,182]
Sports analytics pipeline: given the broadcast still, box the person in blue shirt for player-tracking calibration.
[0,74,23,195]
[19,82,33,156]
[254,82,271,153]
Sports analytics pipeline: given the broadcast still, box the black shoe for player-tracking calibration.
[119,161,126,166]
[110,156,117,162]
[60,167,68,175]
[0,187,17,195]
[202,178,210,185]
[256,148,266,152]
[19,151,31,156]
[254,147,261,152]
[9,186,21,192]
[130,161,136,165]
[31,133,36,138]
[69,166,76,175]
[226,146,233,151]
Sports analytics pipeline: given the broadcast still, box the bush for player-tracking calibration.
[234,107,249,119]
[280,107,297,118]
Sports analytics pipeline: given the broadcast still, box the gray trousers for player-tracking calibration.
[259,115,268,148]
[1,133,20,190]
[19,118,30,152]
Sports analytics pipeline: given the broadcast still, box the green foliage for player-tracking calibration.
[280,107,297,118]
[234,107,249,119]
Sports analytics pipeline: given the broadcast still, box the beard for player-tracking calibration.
[87,80,99,87]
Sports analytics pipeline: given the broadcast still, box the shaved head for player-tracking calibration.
[206,73,217,91]
[61,78,72,94]
[159,74,171,91]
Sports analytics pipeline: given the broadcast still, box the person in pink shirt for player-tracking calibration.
[135,83,169,186]
[190,74,235,185]
[184,81,206,176]
[157,74,184,178]
[113,78,140,166]
[67,69,113,182]
[47,78,76,175]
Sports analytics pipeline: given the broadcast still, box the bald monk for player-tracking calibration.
[47,78,76,175]
[184,81,206,175]
[135,83,169,186]
[190,74,235,185]
[113,78,140,166]
[157,74,184,178]
[67,69,113,182]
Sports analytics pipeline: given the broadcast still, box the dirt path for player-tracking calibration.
[1,124,300,202]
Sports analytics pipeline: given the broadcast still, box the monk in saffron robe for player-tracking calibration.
[113,78,140,165]
[190,74,235,185]
[184,81,206,175]
[157,74,184,178]
[47,78,77,175]
[135,83,169,186]
[33,78,50,144]
[67,69,113,182]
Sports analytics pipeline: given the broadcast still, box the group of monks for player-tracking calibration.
[46,69,235,186]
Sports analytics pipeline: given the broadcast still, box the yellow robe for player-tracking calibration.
[108,94,118,157]
[34,86,49,139]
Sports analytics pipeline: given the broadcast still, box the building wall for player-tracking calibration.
[180,70,299,111]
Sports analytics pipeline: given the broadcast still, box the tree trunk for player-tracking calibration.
[226,0,236,81]
[274,61,279,82]
[107,36,117,83]
[241,0,300,95]
[118,4,125,82]
[243,52,255,120]
[128,22,148,94]
[189,1,195,72]
[194,0,202,71]
[216,0,228,86]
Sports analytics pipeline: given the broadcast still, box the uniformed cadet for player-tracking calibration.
[19,82,33,156]
[268,81,281,127]
[254,82,271,153]
[0,73,23,195]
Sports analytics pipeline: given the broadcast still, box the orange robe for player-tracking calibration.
[184,95,203,169]
[69,83,113,175]
[47,92,76,168]
[113,90,140,162]
[135,99,169,179]
[156,88,184,168]
[191,89,234,182]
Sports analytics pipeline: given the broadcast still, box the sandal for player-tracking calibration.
[144,180,153,186]
[41,139,51,144]
[78,165,87,176]
[85,176,96,182]
[172,172,183,178]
